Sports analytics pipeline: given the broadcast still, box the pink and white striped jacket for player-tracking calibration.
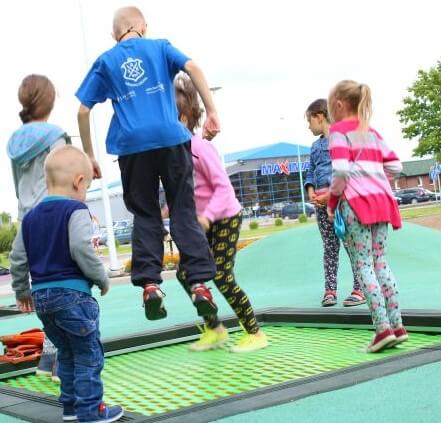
[328,120,402,229]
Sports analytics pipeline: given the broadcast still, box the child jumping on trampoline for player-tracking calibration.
[76,6,219,321]
[173,74,268,353]
[10,145,123,422]
[327,80,408,352]
[304,99,365,308]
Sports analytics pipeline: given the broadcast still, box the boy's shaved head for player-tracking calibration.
[113,6,146,38]
[45,145,93,189]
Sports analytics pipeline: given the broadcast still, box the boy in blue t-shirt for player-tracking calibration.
[10,146,123,423]
[76,6,220,320]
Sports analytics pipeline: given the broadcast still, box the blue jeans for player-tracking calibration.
[32,288,104,420]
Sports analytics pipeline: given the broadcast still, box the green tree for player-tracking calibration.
[0,212,11,226]
[397,61,441,161]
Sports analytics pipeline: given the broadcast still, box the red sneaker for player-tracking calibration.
[367,328,396,353]
[143,283,167,320]
[388,327,409,348]
[191,283,218,316]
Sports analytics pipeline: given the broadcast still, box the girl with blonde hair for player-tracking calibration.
[327,80,407,352]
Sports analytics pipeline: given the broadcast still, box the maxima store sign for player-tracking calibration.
[260,160,310,176]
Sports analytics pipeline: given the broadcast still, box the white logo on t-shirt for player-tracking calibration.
[121,58,146,82]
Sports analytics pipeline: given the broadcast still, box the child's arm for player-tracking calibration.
[328,131,350,211]
[78,105,102,179]
[184,60,220,141]
[194,140,234,223]
[9,227,33,312]
[68,209,109,295]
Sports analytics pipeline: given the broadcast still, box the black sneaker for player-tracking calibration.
[191,283,218,316]
[143,283,167,320]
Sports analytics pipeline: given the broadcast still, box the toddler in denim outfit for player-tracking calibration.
[10,145,123,423]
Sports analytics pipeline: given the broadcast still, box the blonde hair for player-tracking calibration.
[328,80,372,131]
[45,145,93,189]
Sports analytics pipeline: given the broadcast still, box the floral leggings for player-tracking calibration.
[340,201,402,331]
[177,213,259,334]
[316,206,361,292]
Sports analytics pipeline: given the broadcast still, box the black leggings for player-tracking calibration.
[316,206,361,292]
[177,213,259,334]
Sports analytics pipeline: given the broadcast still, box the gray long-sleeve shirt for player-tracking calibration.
[10,208,109,300]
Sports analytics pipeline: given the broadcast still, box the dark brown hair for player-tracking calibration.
[305,99,330,122]
[174,74,203,133]
[18,74,56,124]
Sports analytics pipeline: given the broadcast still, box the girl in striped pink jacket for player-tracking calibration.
[327,80,408,353]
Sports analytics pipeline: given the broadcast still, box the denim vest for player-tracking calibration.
[304,136,332,189]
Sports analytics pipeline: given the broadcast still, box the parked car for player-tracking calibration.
[113,226,132,245]
[280,202,315,219]
[425,190,441,201]
[271,202,290,217]
[113,219,132,230]
[0,266,10,276]
[99,223,133,246]
[394,188,434,205]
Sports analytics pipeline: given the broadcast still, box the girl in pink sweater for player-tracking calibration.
[327,80,407,353]
[174,75,267,353]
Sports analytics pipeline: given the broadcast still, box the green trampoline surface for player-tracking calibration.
[2,326,441,417]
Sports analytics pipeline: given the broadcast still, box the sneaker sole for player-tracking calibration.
[367,335,396,353]
[387,334,409,348]
[84,409,124,423]
[189,338,228,352]
[193,296,218,316]
[230,341,269,353]
[321,302,337,307]
[144,296,167,320]
[343,300,366,307]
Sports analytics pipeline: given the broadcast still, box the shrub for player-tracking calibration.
[249,221,259,230]
[298,213,308,223]
[0,225,16,254]
[274,218,283,226]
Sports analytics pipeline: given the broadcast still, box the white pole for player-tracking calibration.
[78,0,120,272]
[437,173,441,204]
[297,143,306,215]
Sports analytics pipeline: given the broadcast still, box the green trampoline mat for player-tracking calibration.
[1,326,440,416]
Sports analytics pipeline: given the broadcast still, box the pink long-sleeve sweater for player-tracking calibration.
[328,120,402,229]
[191,135,241,222]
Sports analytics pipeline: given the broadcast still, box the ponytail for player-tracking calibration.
[357,84,372,132]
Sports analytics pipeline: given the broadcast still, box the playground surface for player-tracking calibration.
[0,220,440,422]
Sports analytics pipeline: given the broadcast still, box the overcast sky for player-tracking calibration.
[1,0,440,218]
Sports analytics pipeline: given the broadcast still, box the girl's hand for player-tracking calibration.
[315,192,330,208]
[327,207,335,223]
[198,215,211,232]
[202,112,221,141]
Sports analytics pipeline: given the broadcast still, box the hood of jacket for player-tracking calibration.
[7,122,65,167]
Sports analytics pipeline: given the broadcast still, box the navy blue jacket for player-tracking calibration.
[304,136,332,190]
[22,199,89,285]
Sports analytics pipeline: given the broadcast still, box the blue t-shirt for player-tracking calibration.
[76,38,192,156]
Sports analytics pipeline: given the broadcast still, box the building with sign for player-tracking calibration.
[224,142,311,212]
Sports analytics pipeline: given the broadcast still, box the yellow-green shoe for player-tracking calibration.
[230,332,268,353]
[189,326,229,352]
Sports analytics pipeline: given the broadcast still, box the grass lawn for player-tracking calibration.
[400,205,441,220]
[239,220,312,239]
